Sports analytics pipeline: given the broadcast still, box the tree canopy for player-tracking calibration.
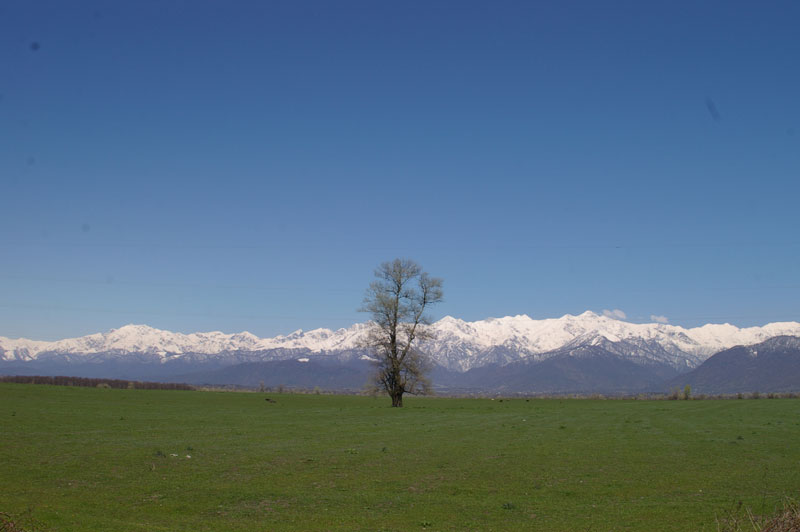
[360,258,443,407]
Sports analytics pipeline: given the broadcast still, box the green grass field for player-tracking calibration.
[1,383,799,531]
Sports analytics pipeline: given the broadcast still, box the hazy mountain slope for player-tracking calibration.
[178,356,372,391]
[667,336,800,394]
[435,341,680,394]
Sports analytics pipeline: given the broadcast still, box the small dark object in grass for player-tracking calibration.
[502,502,515,510]
[265,398,276,403]
[1,510,45,531]
[0,512,21,532]
[717,498,800,531]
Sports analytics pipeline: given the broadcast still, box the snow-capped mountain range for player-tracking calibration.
[3,311,799,372]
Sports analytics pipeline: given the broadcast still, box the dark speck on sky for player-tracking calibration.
[29,41,40,51]
[705,97,722,122]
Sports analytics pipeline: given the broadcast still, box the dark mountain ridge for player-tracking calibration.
[667,336,800,394]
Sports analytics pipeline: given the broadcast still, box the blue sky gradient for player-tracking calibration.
[2,1,799,340]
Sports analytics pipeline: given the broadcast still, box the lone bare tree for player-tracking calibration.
[360,258,443,407]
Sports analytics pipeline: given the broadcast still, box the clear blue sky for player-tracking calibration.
[2,1,799,340]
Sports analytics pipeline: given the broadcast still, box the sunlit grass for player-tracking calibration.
[1,384,799,531]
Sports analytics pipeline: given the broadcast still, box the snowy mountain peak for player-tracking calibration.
[2,313,800,372]
[111,324,161,334]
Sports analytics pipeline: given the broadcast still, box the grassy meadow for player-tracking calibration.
[1,383,799,531]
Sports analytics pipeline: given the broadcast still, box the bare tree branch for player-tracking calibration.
[358,258,443,407]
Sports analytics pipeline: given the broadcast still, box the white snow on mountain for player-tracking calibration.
[1,311,799,371]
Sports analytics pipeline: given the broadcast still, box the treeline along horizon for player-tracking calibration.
[0,375,194,390]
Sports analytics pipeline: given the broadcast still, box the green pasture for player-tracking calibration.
[1,383,799,531]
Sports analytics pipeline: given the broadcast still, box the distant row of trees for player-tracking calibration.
[0,375,194,390]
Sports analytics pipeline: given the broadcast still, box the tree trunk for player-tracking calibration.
[391,390,404,407]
